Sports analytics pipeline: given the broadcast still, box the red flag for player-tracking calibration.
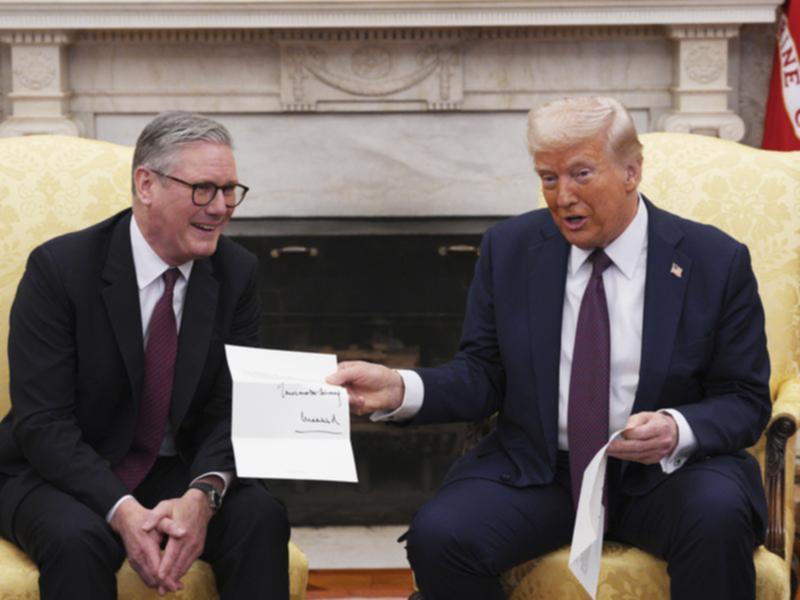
[763,0,800,150]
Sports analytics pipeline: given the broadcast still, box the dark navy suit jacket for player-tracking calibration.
[413,198,771,536]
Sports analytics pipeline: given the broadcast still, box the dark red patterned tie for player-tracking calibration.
[568,249,612,510]
[114,268,180,490]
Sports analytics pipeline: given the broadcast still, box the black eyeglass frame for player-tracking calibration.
[149,168,249,208]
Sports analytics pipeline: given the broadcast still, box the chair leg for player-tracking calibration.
[764,415,797,557]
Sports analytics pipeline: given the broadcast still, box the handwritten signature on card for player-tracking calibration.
[296,411,343,435]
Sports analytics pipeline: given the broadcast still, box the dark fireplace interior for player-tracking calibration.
[232,227,485,526]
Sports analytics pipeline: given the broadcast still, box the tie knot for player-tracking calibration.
[589,249,612,276]
[162,268,180,293]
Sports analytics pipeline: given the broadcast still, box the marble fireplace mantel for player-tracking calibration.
[0,0,782,217]
[0,1,783,29]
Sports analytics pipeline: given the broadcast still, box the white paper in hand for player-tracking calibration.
[226,345,358,483]
[568,429,625,599]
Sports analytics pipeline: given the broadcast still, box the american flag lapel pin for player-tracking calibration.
[670,262,683,278]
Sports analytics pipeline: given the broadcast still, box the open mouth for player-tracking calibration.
[192,223,217,233]
[563,215,587,229]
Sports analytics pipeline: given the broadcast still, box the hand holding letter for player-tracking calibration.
[326,361,405,416]
[607,411,678,464]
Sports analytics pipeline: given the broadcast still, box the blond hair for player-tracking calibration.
[527,96,642,164]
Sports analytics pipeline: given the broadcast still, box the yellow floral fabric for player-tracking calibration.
[506,133,800,599]
[502,543,787,600]
[0,537,309,600]
[0,135,133,417]
[0,135,308,599]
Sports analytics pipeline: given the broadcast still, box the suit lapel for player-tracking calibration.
[102,212,145,411]
[170,258,218,427]
[633,200,691,414]
[527,219,570,463]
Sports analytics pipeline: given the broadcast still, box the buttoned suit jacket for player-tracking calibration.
[413,197,771,535]
[0,209,260,536]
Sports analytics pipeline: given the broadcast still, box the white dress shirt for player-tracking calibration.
[376,198,696,475]
[105,216,232,522]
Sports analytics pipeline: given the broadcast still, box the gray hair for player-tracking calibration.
[527,96,642,164]
[131,111,233,195]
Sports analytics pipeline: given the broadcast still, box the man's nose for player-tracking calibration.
[555,181,576,208]
[205,188,228,214]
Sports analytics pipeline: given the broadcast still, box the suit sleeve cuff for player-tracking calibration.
[370,369,424,422]
[106,494,134,524]
[659,409,698,474]
[191,471,233,497]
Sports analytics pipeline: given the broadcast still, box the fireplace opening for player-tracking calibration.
[232,229,485,526]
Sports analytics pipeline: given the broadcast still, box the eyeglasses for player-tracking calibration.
[149,169,249,208]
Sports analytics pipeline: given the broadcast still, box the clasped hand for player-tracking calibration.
[110,489,213,595]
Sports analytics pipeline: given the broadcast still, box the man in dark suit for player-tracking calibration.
[328,96,771,599]
[0,111,290,599]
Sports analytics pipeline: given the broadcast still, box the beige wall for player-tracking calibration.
[0,45,9,123]
[736,22,778,148]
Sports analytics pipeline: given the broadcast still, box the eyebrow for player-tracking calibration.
[566,158,594,169]
[197,178,240,187]
[534,159,593,174]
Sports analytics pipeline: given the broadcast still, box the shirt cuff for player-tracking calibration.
[370,369,424,422]
[106,494,134,524]
[659,409,698,474]
[191,471,233,497]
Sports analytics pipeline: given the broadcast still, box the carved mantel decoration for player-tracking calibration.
[0,0,783,141]
[0,30,78,136]
[279,31,463,111]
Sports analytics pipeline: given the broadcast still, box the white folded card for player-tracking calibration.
[225,344,358,483]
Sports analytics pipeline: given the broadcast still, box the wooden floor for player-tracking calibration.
[306,569,414,599]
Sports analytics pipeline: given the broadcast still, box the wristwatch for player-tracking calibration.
[189,482,223,513]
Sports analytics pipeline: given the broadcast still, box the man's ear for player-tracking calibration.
[133,166,155,206]
[624,156,643,192]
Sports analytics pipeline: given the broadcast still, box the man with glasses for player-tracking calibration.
[0,111,290,599]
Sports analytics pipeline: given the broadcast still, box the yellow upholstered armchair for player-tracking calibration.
[0,135,309,599]
[493,133,800,600]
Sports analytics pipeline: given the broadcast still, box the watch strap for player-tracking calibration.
[189,481,222,512]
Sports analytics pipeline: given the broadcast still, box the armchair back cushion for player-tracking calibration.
[0,135,133,416]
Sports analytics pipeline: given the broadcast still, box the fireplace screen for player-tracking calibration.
[233,232,483,525]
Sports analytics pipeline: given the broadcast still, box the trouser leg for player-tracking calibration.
[203,482,290,600]
[612,461,759,600]
[405,471,574,600]
[7,482,125,600]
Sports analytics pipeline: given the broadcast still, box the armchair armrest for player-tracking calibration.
[764,377,800,558]
[771,378,800,425]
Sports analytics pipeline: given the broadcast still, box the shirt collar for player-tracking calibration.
[130,215,193,290]
[568,194,648,279]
